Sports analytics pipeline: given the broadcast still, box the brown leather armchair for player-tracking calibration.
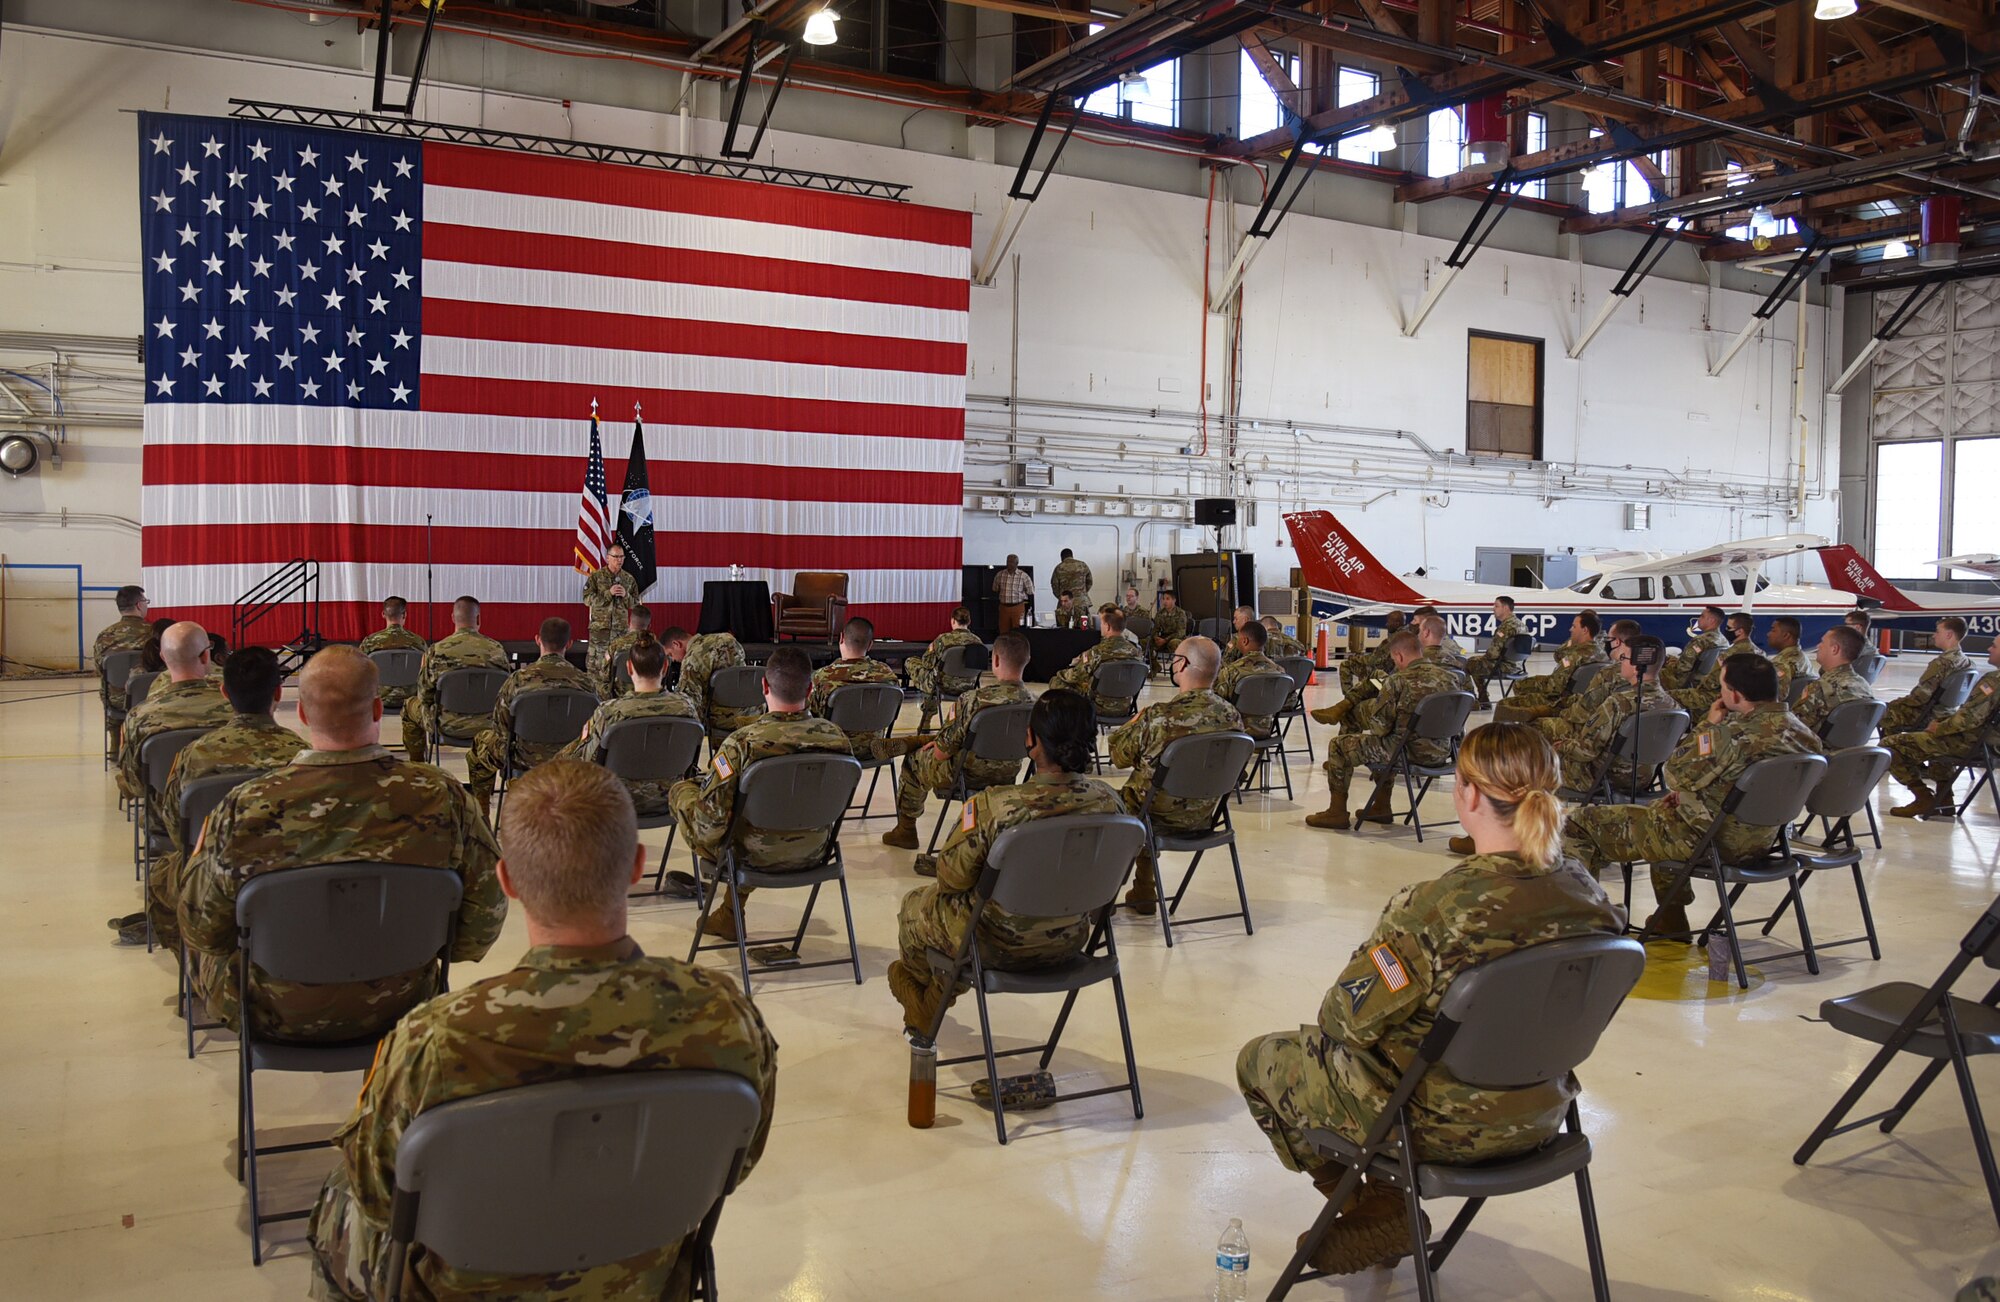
[773,572,849,643]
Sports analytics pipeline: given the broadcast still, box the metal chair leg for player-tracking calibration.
[1108,961,1144,1120]
[835,869,863,985]
[1573,1157,1614,1302]
[1852,863,1882,960]
[1941,999,2000,1230]
[1228,840,1254,935]
[1039,988,1083,1071]
[972,972,1008,1145]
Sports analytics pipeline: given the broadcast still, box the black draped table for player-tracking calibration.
[699,580,774,643]
[1021,627,1099,684]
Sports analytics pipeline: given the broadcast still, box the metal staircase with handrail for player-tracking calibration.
[231,558,324,674]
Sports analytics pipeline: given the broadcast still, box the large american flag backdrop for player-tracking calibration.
[137,112,968,644]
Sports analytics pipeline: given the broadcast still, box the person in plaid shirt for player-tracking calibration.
[993,555,1032,632]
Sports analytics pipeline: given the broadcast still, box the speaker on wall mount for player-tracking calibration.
[1193,498,1237,526]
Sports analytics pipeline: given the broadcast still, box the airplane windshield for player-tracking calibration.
[1569,575,1599,595]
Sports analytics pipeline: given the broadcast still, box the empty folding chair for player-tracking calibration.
[427,666,508,763]
[178,770,261,1058]
[368,648,423,716]
[381,1072,763,1302]
[101,648,143,769]
[1273,654,1319,763]
[827,682,907,819]
[594,714,706,895]
[1230,673,1298,801]
[1795,893,2000,1229]
[1362,691,1475,844]
[685,752,865,995]
[1088,659,1152,764]
[492,687,598,822]
[1140,731,1256,948]
[916,812,1149,1144]
[1759,746,1892,964]
[1818,697,1886,751]
[1559,709,1691,807]
[1270,935,1646,1302]
[926,703,1034,853]
[703,665,767,757]
[234,863,464,1265]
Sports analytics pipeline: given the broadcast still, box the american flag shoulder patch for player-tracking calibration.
[1698,732,1714,757]
[1370,944,1410,992]
[714,753,733,780]
[961,802,977,833]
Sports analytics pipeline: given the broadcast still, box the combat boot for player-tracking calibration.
[1642,903,1691,940]
[1124,854,1159,915]
[1305,790,1351,831]
[881,815,921,850]
[1356,780,1396,825]
[887,959,944,1036]
[1446,834,1475,855]
[1298,1183,1428,1276]
[701,892,743,941]
[1311,699,1353,727]
[1891,782,1938,818]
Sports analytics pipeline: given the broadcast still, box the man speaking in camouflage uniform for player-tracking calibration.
[1215,621,1285,739]
[671,646,853,943]
[1050,547,1092,612]
[1050,608,1145,714]
[400,596,511,762]
[1465,596,1529,708]
[307,759,777,1302]
[356,596,427,711]
[1564,654,1820,937]
[184,646,506,1042]
[93,583,153,713]
[1494,610,1604,723]
[582,540,638,678]
[1108,635,1242,915]
[909,606,983,733]
[1794,624,1877,737]
[1310,629,1465,832]
[1670,611,1764,716]
[680,630,760,746]
[1883,636,2000,817]
[562,633,697,817]
[465,616,597,818]
[1660,606,1728,692]
[1882,617,1971,736]
[888,689,1122,1036]
[883,630,1035,853]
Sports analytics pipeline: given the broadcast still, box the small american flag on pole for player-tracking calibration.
[575,408,610,574]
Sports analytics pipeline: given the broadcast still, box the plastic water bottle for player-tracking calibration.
[730,563,743,581]
[1213,1218,1249,1300]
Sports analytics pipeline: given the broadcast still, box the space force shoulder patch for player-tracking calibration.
[1340,974,1376,1011]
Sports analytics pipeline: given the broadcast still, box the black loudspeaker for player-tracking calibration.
[1193,498,1237,526]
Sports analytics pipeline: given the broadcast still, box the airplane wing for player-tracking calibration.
[1936,553,2000,579]
[1595,533,1828,579]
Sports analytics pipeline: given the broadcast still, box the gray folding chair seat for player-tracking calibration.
[101,648,144,769]
[1795,893,2000,1229]
[428,666,508,758]
[1818,697,1886,750]
[1918,664,1981,731]
[1853,648,1886,685]
[1484,633,1536,700]
[826,682,906,820]
[1140,732,1256,948]
[1566,660,1610,701]
[685,752,864,995]
[178,770,262,1058]
[928,642,990,725]
[1640,752,1829,989]
[1197,617,1232,643]
[126,668,162,712]
[1690,643,1725,682]
[1229,674,1298,801]
[135,726,216,937]
[493,687,598,820]
[1786,672,1819,709]
[1126,615,1157,670]
[926,703,1034,853]
[1758,747,1892,964]
[1362,691,1475,844]
[1270,935,1646,1302]
[381,1072,762,1302]
[916,812,1148,1144]
[234,863,464,1265]
[703,665,767,753]
[368,648,423,714]
[1088,659,1152,760]
[1273,654,1318,762]
[1559,709,1690,807]
[595,715,706,895]
[1939,738,2000,820]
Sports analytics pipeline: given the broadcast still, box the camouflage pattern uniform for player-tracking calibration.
[1466,614,1528,699]
[1882,646,1971,735]
[896,772,1121,1011]
[1563,701,1822,908]
[1660,628,1727,692]
[1109,688,1244,834]
[597,628,644,698]
[1266,631,1310,660]
[117,676,235,807]
[1339,637,1396,705]
[897,681,1034,821]
[1050,634,1147,716]
[809,656,901,741]
[465,654,597,810]
[1795,662,1876,736]
[908,628,983,711]
[1884,670,2000,793]
[1495,639,1606,718]
[357,626,428,711]
[1535,663,1627,746]
[183,746,505,1040]
[93,614,155,711]
[1050,556,1092,609]
[582,566,638,677]
[1053,601,1082,631]
[561,690,699,816]
[147,715,303,949]
[1325,658,1466,798]
[1151,606,1191,654]
[1215,651,1286,739]
[1771,644,1810,703]
[401,629,511,762]
[1552,680,1675,794]
[307,938,776,1302]
[679,633,759,743]
[1238,852,1625,1170]
[1670,639,1766,715]
[669,711,852,896]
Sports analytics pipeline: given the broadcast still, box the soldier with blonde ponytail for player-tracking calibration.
[1236,720,1627,1277]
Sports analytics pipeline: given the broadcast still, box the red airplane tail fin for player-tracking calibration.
[1816,544,1923,612]
[1284,511,1426,605]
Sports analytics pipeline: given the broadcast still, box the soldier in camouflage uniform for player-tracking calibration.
[595,603,656,697]
[1122,586,1146,623]
[1564,654,1821,936]
[1549,636,1677,796]
[680,630,761,745]
[808,617,904,756]
[1660,606,1728,692]
[307,759,776,1302]
[1533,620,1641,741]
[1215,622,1286,739]
[400,596,511,762]
[1050,608,1146,714]
[1466,596,1530,707]
[888,689,1122,1035]
[183,647,505,1042]
[1794,625,1877,737]
[1413,606,1469,663]
[93,584,154,713]
[1310,630,1466,832]
[561,633,696,817]
[884,631,1036,852]
[671,647,853,942]
[1494,611,1605,722]
[1261,615,1310,660]
[1342,616,1474,737]
[115,621,234,806]
[1884,639,2000,817]
[1671,612,1764,715]
[465,617,598,817]
[1151,589,1192,658]
[581,540,639,678]
[1883,617,1972,735]
[1240,722,1624,1276]
[909,606,983,732]
[356,596,428,711]
[1767,617,1811,704]
[1052,591,1081,630]
[1108,636,1243,914]
[1330,611,1406,718]
[136,648,301,950]
[1050,547,1092,611]
[1221,607,1259,663]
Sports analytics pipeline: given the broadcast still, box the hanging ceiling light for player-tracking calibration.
[1813,0,1858,19]
[803,8,839,45]
[1118,68,1151,96]
[1357,124,1397,154]
[1882,239,1913,260]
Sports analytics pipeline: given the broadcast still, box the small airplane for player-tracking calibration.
[1938,553,2000,581]
[1284,510,2000,644]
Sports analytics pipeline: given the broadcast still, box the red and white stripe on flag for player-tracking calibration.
[140,121,969,643]
[575,416,610,574]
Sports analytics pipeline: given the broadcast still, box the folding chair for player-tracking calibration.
[595,714,706,895]
[1786,672,1819,709]
[135,726,214,908]
[367,648,423,716]
[1794,893,2000,1229]
[1484,634,1536,701]
[916,812,1149,1145]
[1361,691,1475,844]
[1231,673,1298,800]
[1915,664,1981,731]
[234,862,463,1265]
[925,642,989,728]
[1818,697,1886,751]
[1140,731,1256,947]
[1197,617,1232,643]
[1690,643,1725,683]
[427,666,508,763]
[703,665,766,759]
[1270,935,1646,1302]
[826,682,906,819]
[1126,615,1157,672]
[610,646,634,695]
[926,703,1034,852]
[126,668,162,712]
[1273,655,1318,763]
[101,648,143,770]
[1758,746,1892,963]
[178,771,260,1058]
[382,1072,762,1302]
[1853,647,1886,685]
[1088,659,1152,765]
[491,687,597,822]
[1644,751,1829,989]
[1940,740,2000,820]
[1564,660,1611,706]
[1559,709,1691,807]
[685,751,864,995]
